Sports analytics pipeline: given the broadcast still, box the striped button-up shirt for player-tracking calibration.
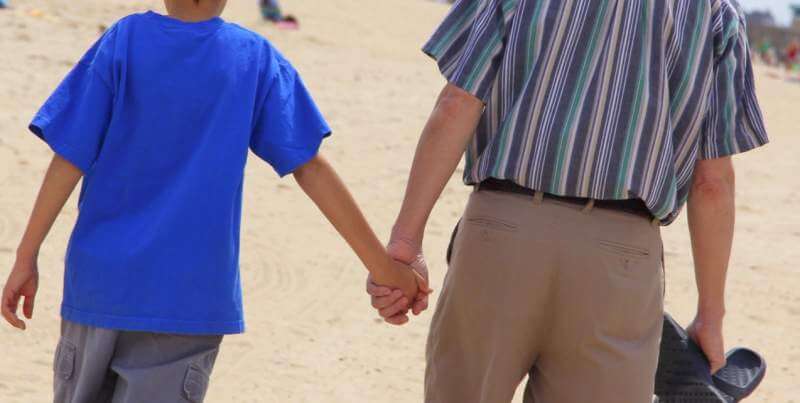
[424,0,768,223]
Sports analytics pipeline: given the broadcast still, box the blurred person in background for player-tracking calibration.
[786,39,800,72]
[260,0,298,29]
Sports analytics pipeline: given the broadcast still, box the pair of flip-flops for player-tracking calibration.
[655,314,767,402]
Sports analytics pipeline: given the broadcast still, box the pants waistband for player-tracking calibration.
[476,179,655,221]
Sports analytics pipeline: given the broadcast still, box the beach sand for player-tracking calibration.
[0,1,797,402]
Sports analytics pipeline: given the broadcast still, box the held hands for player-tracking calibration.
[2,255,39,330]
[367,238,431,325]
[370,258,429,311]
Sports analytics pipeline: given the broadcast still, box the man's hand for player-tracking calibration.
[687,313,726,374]
[366,238,431,325]
[2,257,39,330]
[370,258,429,306]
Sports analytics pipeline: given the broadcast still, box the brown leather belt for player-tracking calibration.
[477,179,654,220]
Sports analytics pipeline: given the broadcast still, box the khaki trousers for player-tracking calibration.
[425,189,664,403]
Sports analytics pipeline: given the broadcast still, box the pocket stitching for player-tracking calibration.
[596,239,650,258]
[54,340,76,381]
[465,216,517,232]
[183,363,210,402]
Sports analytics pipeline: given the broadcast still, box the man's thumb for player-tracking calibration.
[412,269,431,294]
[709,354,727,374]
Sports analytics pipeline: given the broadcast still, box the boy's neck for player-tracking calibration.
[164,0,225,22]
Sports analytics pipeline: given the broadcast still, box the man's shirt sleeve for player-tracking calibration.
[700,1,769,160]
[422,0,516,102]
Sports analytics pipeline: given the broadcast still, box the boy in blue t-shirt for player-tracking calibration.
[0,0,428,401]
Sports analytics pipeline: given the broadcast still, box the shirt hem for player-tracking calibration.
[29,116,93,174]
[274,128,332,177]
[61,305,245,335]
[699,137,769,160]
[421,46,488,103]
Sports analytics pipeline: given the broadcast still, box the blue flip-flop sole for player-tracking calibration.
[712,348,767,401]
[655,314,767,402]
[655,314,731,402]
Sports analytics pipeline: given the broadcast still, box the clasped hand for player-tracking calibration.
[367,238,431,325]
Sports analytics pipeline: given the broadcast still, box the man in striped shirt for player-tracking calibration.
[368,0,768,402]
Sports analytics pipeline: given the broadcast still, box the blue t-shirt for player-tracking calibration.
[29,11,330,335]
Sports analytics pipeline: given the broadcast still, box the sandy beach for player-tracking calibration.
[0,1,797,402]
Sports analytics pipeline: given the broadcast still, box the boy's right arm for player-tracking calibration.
[2,155,82,330]
[292,154,430,303]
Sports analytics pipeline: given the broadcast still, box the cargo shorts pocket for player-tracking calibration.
[54,339,76,381]
[183,364,209,402]
[183,348,219,403]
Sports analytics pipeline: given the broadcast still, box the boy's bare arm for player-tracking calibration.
[686,156,736,373]
[2,155,83,329]
[292,154,429,301]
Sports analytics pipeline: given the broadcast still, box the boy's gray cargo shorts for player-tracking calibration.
[54,320,223,403]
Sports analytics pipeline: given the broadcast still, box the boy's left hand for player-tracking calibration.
[2,257,39,330]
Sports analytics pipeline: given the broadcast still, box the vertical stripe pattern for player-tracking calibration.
[423,0,768,224]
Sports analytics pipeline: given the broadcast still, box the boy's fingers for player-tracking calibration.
[1,292,25,330]
[371,290,403,310]
[370,296,393,309]
[384,314,409,326]
[366,280,392,297]
[1,310,22,329]
[379,297,408,318]
[22,294,35,319]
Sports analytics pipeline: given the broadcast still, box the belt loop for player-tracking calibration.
[582,199,595,214]
[651,216,661,228]
[533,191,544,205]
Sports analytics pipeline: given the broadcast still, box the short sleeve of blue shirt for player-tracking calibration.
[29,27,116,173]
[250,52,331,176]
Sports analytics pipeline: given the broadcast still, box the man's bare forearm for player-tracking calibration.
[391,84,484,245]
[687,157,736,319]
[16,155,83,261]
